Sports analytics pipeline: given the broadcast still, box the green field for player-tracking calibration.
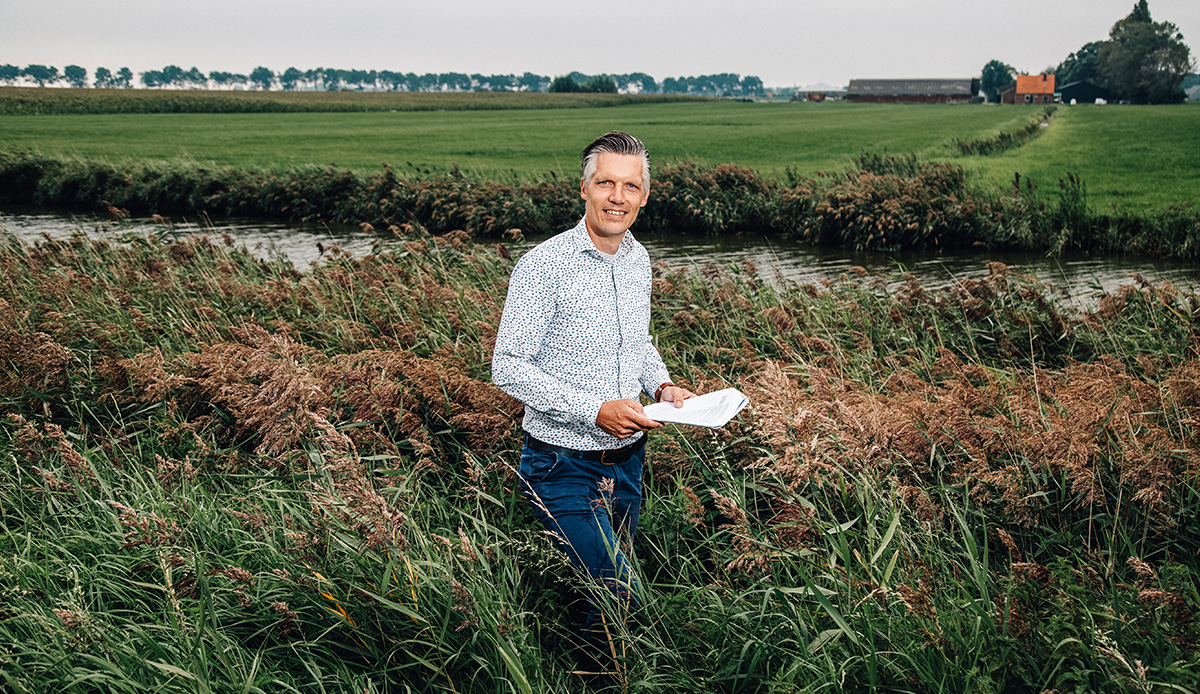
[2,92,1197,212]
[947,104,1200,212]
[0,99,1039,178]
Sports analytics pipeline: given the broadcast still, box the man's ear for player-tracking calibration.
[580,179,587,200]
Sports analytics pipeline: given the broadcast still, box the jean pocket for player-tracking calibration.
[519,446,559,483]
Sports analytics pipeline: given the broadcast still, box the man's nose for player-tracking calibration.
[609,186,626,203]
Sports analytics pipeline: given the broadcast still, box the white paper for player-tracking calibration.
[643,387,749,429]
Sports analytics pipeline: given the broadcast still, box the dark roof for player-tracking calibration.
[847,78,977,96]
[1059,80,1111,97]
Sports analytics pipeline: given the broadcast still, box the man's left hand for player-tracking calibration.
[659,385,696,408]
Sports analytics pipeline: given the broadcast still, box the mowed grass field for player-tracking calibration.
[1,89,1197,211]
[0,99,1036,177]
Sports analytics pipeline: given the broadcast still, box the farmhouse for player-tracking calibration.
[845,78,980,103]
[1003,74,1056,104]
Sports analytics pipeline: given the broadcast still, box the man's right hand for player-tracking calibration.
[596,399,662,439]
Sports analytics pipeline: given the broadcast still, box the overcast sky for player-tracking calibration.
[1,0,1196,88]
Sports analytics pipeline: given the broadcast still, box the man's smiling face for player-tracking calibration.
[580,152,649,252]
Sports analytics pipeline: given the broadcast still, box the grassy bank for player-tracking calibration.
[947,104,1200,213]
[1,227,1199,692]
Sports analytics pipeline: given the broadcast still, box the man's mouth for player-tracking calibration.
[604,210,628,217]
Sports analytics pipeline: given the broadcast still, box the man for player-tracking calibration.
[491,131,694,663]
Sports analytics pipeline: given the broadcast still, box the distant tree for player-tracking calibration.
[981,59,1016,102]
[249,66,274,90]
[114,68,133,88]
[281,67,302,90]
[741,75,764,96]
[1099,1,1194,103]
[93,67,113,88]
[377,70,407,91]
[439,72,471,91]
[63,65,87,88]
[0,64,21,85]
[484,74,517,91]
[327,69,349,90]
[549,75,579,92]
[1055,41,1105,85]
[210,71,246,89]
[406,72,434,91]
[166,65,187,87]
[518,71,548,92]
[342,69,374,90]
[704,75,724,95]
[615,72,657,94]
[1183,73,1200,90]
[144,65,184,88]
[309,68,326,89]
[582,74,617,93]
[22,64,59,86]
[182,67,206,89]
[661,77,684,94]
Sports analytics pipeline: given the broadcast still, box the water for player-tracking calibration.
[3,206,1197,308]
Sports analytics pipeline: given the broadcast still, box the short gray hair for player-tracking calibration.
[581,131,650,190]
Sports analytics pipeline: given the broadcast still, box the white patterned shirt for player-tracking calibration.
[492,218,672,450]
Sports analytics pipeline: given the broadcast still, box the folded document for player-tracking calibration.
[643,387,749,429]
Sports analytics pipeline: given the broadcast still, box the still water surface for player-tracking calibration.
[3,207,1196,308]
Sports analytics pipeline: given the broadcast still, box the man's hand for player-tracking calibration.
[597,399,662,438]
[658,385,697,408]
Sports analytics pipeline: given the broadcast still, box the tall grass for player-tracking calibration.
[1,225,1198,692]
[3,149,1199,258]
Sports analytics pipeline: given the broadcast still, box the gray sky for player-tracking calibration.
[1,0,1196,88]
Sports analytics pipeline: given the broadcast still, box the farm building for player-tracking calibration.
[1002,74,1056,104]
[1059,80,1110,104]
[845,78,980,103]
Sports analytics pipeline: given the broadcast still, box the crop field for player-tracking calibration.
[0,86,702,114]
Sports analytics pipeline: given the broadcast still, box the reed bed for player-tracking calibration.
[3,150,1199,260]
[1,226,1198,693]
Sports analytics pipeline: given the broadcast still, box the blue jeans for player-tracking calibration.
[518,440,645,630]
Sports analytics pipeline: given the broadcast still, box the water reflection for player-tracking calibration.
[3,207,1196,308]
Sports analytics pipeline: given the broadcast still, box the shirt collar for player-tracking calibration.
[569,218,635,259]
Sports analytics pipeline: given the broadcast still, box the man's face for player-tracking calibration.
[580,152,649,248]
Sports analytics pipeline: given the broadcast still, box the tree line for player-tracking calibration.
[980,0,1194,104]
[0,64,765,97]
